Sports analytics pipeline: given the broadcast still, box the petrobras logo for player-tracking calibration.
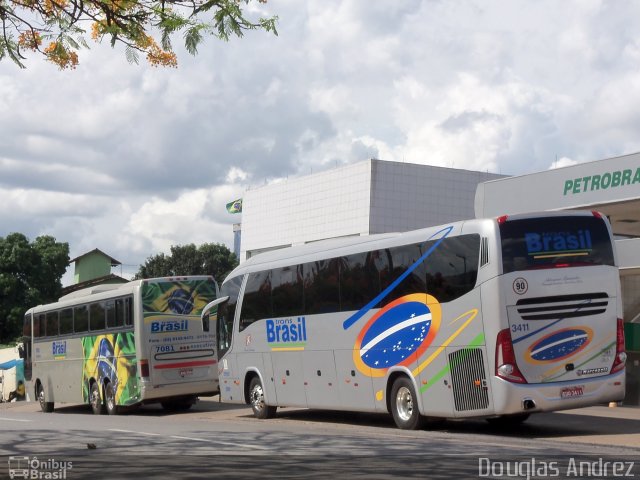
[266,317,307,350]
[150,319,189,333]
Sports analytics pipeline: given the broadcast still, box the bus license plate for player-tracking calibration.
[179,368,193,378]
[560,386,584,399]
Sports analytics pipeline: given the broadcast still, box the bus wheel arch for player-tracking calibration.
[245,372,276,419]
[35,379,54,413]
[387,373,424,430]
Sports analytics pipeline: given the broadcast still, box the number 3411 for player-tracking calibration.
[511,323,530,333]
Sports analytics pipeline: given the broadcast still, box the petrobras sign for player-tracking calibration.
[563,166,640,196]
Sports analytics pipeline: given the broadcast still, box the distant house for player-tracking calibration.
[61,248,129,296]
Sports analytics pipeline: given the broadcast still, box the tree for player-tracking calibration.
[136,242,237,285]
[0,0,277,69]
[0,233,69,344]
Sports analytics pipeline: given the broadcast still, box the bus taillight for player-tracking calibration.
[495,328,527,383]
[611,318,627,374]
[139,359,150,379]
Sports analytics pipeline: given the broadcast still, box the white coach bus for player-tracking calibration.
[202,212,626,429]
[23,276,219,414]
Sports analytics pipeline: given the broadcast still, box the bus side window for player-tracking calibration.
[240,271,272,331]
[46,311,59,337]
[37,314,45,337]
[74,305,89,333]
[90,302,106,331]
[425,236,480,303]
[303,259,340,315]
[218,275,241,356]
[124,297,133,326]
[105,300,116,328]
[23,314,31,337]
[115,299,126,328]
[59,308,73,335]
[272,265,303,318]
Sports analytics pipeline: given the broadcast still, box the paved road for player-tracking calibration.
[2,399,640,479]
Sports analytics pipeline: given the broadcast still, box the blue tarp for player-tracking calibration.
[0,359,22,370]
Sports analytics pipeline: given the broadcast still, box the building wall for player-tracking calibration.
[241,160,505,261]
[241,161,373,260]
[74,251,112,283]
[370,160,504,233]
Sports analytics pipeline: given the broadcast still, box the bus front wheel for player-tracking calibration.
[390,377,424,430]
[248,376,276,419]
[90,382,104,415]
[37,383,54,413]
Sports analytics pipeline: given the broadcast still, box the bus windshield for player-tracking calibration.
[500,214,615,273]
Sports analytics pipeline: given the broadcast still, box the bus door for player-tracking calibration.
[499,214,621,387]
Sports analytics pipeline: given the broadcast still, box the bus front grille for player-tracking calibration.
[449,348,489,412]
[515,292,609,321]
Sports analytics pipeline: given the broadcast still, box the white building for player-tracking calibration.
[240,159,505,260]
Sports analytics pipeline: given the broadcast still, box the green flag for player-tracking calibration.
[226,198,242,214]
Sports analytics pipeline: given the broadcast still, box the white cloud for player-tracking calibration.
[3,0,640,285]
[549,157,578,169]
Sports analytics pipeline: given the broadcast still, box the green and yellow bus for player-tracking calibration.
[22,276,219,414]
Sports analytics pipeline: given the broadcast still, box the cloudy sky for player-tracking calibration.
[2,0,640,285]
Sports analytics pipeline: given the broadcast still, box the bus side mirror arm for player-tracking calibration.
[201,296,230,320]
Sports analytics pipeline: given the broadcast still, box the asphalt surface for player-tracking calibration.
[3,396,640,450]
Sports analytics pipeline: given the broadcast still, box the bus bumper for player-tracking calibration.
[490,370,626,415]
[139,379,220,403]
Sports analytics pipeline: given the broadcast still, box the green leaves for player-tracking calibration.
[0,233,69,343]
[2,0,278,68]
[136,242,238,285]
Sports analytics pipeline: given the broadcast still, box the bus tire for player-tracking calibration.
[104,383,118,416]
[90,382,104,415]
[37,382,54,413]
[390,377,423,430]
[248,376,276,419]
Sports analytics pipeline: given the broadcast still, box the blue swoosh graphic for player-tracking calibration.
[342,225,454,330]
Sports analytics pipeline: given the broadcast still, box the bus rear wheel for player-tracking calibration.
[104,383,118,416]
[390,377,424,430]
[248,376,276,419]
[90,382,104,415]
[37,383,54,413]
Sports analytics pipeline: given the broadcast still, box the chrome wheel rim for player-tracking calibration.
[38,387,45,409]
[396,386,414,422]
[106,387,115,411]
[90,386,100,409]
[250,384,265,412]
